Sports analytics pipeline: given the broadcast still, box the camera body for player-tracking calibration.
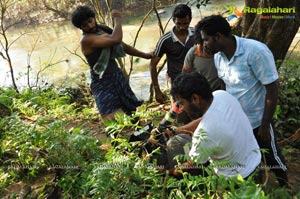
[129,107,178,156]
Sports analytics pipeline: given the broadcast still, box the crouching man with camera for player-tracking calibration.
[163,72,261,179]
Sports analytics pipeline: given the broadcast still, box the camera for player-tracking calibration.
[129,102,180,154]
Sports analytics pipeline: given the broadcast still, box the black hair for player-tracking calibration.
[196,15,231,37]
[172,4,192,21]
[71,6,96,28]
[194,22,203,44]
[170,72,213,101]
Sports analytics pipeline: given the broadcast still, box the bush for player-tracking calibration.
[275,61,300,139]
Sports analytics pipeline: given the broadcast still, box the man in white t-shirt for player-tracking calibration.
[169,72,261,178]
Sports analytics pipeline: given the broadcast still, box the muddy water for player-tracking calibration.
[0,0,245,99]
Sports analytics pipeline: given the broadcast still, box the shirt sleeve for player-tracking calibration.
[214,53,224,79]
[153,37,166,58]
[249,44,278,85]
[183,47,195,72]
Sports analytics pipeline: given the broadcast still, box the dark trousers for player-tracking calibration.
[253,124,288,186]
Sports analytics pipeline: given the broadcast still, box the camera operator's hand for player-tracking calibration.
[148,128,162,145]
[148,134,157,145]
[165,126,177,137]
[150,127,160,136]
[149,127,169,145]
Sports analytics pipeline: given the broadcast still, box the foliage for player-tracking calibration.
[1,76,299,198]
[85,139,159,198]
[274,61,300,139]
[1,1,299,197]
[104,104,164,139]
[0,89,98,197]
[193,0,211,9]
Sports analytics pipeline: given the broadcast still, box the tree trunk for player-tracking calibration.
[242,0,300,62]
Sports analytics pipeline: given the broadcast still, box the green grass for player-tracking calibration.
[0,61,299,198]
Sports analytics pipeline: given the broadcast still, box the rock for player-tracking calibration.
[158,9,166,15]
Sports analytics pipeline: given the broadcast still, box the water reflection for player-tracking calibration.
[1,0,244,100]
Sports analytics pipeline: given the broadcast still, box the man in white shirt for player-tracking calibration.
[169,72,261,178]
[197,15,288,186]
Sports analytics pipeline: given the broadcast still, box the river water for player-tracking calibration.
[0,0,245,100]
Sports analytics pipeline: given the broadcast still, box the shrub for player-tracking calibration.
[275,61,300,139]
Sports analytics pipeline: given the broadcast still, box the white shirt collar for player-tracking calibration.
[171,27,193,45]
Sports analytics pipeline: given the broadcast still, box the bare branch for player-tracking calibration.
[64,46,88,65]
[0,51,7,60]
[8,30,30,49]
[26,33,41,88]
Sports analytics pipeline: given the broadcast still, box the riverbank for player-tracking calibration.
[0,0,246,100]
[1,0,299,100]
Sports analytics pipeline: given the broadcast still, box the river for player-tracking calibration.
[0,0,245,100]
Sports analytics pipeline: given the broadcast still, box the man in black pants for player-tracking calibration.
[197,15,288,186]
[150,4,195,104]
